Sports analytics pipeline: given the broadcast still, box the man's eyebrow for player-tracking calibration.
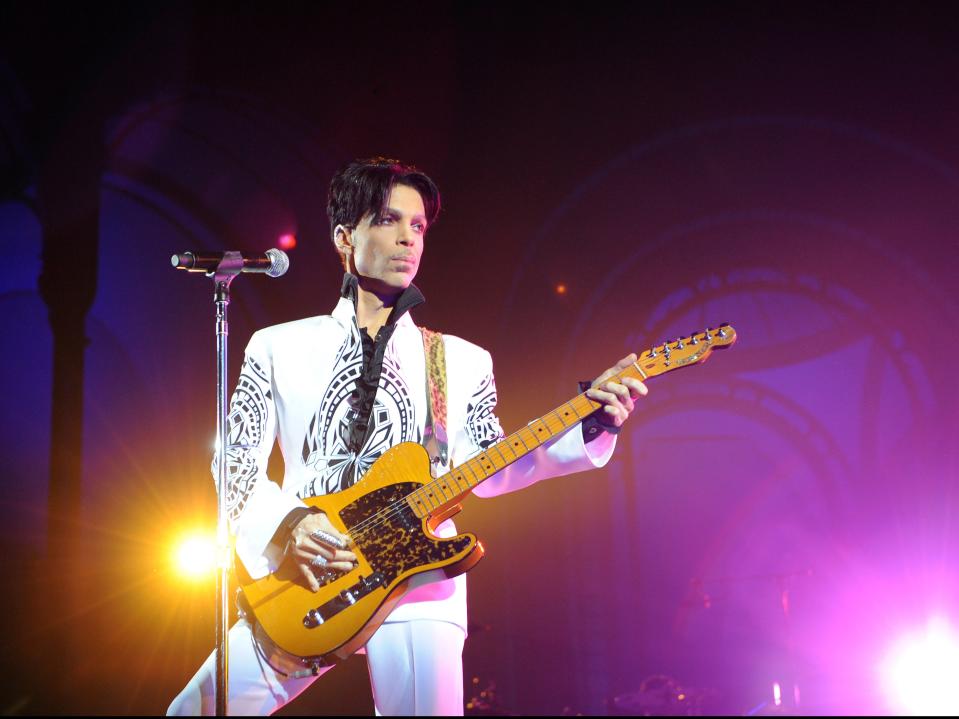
[383,206,428,224]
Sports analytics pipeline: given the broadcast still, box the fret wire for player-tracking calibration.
[542,410,565,437]
[559,401,581,422]
[410,488,427,509]
[409,494,428,517]
[466,459,487,487]
[516,427,535,449]
[491,441,515,463]
[486,444,508,466]
[477,455,494,475]
[470,452,492,482]
[436,479,453,500]
[528,423,547,445]
[528,420,550,442]
[460,459,482,486]
[512,430,532,452]
[477,454,496,474]
[549,409,570,430]
[447,471,467,494]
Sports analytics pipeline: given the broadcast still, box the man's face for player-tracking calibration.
[343,183,427,295]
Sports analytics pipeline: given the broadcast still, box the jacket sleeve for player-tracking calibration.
[452,349,617,499]
[212,330,307,578]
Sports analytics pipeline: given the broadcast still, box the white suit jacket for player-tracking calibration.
[222,294,616,629]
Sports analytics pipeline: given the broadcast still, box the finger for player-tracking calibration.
[309,552,354,574]
[592,354,639,388]
[298,539,357,564]
[603,380,628,396]
[615,353,638,370]
[309,527,352,550]
[299,564,320,593]
[586,387,621,407]
[603,381,635,411]
[331,547,358,564]
[622,377,648,398]
[601,404,626,427]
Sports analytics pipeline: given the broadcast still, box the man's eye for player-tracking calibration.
[377,216,395,225]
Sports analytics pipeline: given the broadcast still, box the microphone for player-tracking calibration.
[171,248,290,278]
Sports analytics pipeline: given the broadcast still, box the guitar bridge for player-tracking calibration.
[302,571,387,628]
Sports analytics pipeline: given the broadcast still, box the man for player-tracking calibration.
[168,157,647,715]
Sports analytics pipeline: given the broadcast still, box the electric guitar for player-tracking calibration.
[237,324,737,668]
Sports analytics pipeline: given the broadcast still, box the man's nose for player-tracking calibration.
[397,225,415,245]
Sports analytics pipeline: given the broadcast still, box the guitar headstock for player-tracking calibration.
[632,324,737,379]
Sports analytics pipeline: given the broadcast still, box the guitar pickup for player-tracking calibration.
[302,572,387,629]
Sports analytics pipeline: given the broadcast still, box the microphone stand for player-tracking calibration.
[211,252,244,717]
[174,248,289,715]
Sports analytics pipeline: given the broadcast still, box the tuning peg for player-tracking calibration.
[675,337,685,349]
[662,342,671,355]
[689,333,700,345]
[648,345,658,357]
[718,327,728,338]
[704,328,713,342]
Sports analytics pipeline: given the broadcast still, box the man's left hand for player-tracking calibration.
[585,353,648,429]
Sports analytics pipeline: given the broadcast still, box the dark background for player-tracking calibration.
[2,1,958,715]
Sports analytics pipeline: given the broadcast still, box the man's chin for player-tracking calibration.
[357,273,414,297]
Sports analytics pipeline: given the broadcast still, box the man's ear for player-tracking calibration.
[333,225,353,255]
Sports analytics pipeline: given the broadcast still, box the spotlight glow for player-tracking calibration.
[173,533,217,579]
[879,616,959,715]
[278,233,297,250]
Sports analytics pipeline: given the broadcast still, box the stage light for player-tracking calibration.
[278,233,297,250]
[173,532,217,579]
[879,616,959,715]
[555,283,567,295]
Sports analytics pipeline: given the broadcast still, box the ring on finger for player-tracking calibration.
[311,529,347,549]
[310,555,328,568]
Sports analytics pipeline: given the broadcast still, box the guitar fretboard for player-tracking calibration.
[405,363,648,519]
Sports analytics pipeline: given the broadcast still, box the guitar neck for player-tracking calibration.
[405,325,736,520]
[406,363,646,519]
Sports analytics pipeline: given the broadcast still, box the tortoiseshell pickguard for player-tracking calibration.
[340,482,472,584]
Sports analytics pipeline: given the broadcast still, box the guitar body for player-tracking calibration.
[237,442,483,663]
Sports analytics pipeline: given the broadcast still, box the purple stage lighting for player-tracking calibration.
[879,616,959,716]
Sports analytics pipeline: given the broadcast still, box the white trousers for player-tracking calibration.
[166,618,466,716]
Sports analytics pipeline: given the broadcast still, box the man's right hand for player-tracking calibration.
[287,512,356,592]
